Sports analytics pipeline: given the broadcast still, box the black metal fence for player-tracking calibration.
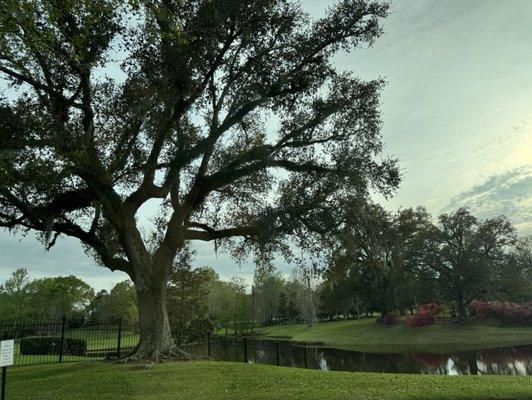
[183,336,321,370]
[0,317,138,367]
[0,317,321,370]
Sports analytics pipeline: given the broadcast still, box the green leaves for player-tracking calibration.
[0,0,395,281]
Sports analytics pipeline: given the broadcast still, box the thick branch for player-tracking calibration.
[185,224,259,241]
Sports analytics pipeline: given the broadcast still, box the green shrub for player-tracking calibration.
[65,338,87,356]
[20,337,87,356]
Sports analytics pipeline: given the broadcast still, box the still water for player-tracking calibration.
[188,339,531,375]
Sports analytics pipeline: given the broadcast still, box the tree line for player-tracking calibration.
[2,207,530,342]
[0,263,314,343]
[317,206,531,324]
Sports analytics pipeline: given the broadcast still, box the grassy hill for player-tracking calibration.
[9,361,532,400]
[254,317,532,353]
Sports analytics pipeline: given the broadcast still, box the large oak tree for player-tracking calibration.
[427,208,516,324]
[0,0,398,358]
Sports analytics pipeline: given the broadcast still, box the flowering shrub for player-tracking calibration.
[405,311,435,327]
[376,312,399,326]
[418,303,443,316]
[470,300,489,316]
[404,303,442,328]
[470,300,531,325]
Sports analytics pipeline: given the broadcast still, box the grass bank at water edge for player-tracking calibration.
[7,361,532,399]
[255,317,532,353]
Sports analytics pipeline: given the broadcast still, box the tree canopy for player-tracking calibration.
[0,0,397,358]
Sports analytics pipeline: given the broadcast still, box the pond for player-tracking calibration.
[186,338,532,375]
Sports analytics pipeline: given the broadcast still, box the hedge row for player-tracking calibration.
[20,337,87,356]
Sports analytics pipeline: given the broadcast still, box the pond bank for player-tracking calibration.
[253,317,532,353]
[10,361,532,399]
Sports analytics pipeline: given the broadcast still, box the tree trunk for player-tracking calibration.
[456,296,467,325]
[132,276,175,360]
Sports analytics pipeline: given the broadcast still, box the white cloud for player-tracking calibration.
[443,165,532,234]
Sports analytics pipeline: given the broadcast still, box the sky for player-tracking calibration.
[1,0,531,290]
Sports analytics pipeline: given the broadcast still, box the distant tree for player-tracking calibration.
[325,203,434,316]
[492,236,532,302]
[106,281,138,322]
[317,280,338,320]
[205,270,250,334]
[0,268,30,319]
[167,264,214,344]
[229,276,251,334]
[317,276,361,320]
[88,280,137,323]
[290,268,317,327]
[281,277,302,323]
[286,297,301,323]
[253,266,284,325]
[207,274,235,334]
[0,0,397,359]
[277,291,289,323]
[426,208,516,324]
[88,290,110,321]
[26,275,94,320]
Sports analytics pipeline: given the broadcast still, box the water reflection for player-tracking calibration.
[188,339,532,375]
[304,344,532,375]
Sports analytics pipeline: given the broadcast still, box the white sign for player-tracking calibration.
[0,340,14,367]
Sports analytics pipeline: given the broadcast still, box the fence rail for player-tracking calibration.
[182,336,321,370]
[0,317,138,367]
[0,318,320,371]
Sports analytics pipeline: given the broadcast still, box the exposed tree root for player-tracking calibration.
[117,345,193,365]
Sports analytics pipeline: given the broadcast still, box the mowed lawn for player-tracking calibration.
[255,318,532,353]
[8,361,532,400]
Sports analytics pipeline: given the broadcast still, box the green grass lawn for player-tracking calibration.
[7,361,532,400]
[66,328,139,351]
[255,318,532,353]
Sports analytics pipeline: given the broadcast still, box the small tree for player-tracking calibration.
[88,280,138,323]
[0,268,30,319]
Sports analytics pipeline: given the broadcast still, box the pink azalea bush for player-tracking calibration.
[405,303,442,328]
[470,300,531,325]
[405,311,435,327]
[419,303,443,316]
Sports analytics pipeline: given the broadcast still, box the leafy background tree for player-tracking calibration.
[253,265,284,325]
[0,268,30,319]
[167,264,214,344]
[1,269,94,320]
[88,280,137,323]
[425,208,516,324]
[25,275,94,320]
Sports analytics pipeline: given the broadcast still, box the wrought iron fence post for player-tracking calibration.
[275,341,280,366]
[116,318,122,358]
[243,337,248,363]
[303,346,307,369]
[58,314,66,363]
[1,366,6,400]
[207,334,212,358]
